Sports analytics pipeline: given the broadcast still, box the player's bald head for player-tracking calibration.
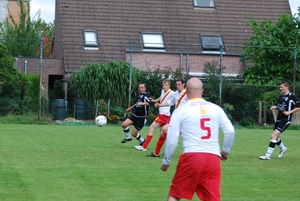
[186,77,203,99]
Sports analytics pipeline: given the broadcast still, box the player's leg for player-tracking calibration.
[152,128,166,156]
[147,116,170,157]
[143,121,161,148]
[259,121,289,160]
[135,117,162,151]
[195,154,221,201]
[168,153,198,200]
[131,117,147,145]
[259,129,280,160]
[276,122,290,158]
[121,117,134,143]
[167,195,180,201]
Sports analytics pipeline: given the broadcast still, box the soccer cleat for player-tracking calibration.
[146,152,160,157]
[134,145,146,151]
[121,138,132,143]
[259,154,271,160]
[278,147,288,158]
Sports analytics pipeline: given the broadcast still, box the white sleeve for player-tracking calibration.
[162,109,181,165]
[219,108,235,153]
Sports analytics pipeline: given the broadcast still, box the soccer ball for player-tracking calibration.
[95,115,107,126]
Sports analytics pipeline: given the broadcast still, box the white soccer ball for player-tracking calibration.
[95,115,107,126]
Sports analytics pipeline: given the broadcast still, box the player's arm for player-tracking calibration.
[137,102,149,106]
[219,108,235,161]
[270,105,278,110]
[126,105,135,112]
[283,96,300,115]
[157,102,170,107]
[144,94,155,106]
[161,109,180,171]
[158,94,175,107]
[151,97,160,103]
[283,107,300,115]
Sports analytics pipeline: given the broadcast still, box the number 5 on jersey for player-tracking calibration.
[200,118,211,139]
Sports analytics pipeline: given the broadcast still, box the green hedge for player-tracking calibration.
[223,84,278,122]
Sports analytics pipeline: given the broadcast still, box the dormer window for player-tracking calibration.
[200,34,225,53]
[141,32,165,51]
[194,0,215,7]
[83,30,99,50]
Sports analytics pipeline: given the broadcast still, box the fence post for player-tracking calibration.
[219,45,223,106]
[293,46,297,95]
[128,42,133,108]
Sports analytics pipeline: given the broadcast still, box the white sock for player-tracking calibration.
[277,138,286,150]
[266,147,274,157]
[136,133,144,143]
[123,126,131,139]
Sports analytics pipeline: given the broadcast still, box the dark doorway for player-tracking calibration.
[48,75,64,90]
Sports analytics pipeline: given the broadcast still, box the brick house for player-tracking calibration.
[30,0,293,91]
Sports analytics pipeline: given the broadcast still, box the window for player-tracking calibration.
[200,34,225,52]
[2,4,6,10]
[141,32,165,50]
[83,30,99,50]
[193,0,214,7]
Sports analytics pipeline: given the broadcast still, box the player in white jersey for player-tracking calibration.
[134,79,174,151]
[161,77,235,201]
[146,78,187,157]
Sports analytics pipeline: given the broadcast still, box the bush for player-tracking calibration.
[111,106,126,120]
[223,84,278,121]
[240,117,256,127]
[222,103,234,123]
[106,115,120,124]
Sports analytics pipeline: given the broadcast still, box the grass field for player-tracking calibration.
[1,123,300,201]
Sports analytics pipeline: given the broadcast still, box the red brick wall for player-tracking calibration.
[15,57,64,89]
[125,52,245,76]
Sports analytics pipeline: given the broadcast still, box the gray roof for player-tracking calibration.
[53,0,292,70]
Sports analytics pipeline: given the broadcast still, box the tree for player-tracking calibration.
[202,61,227,104]
[240,8,300,85]
[0,43,21,83]
[0,0,54,57]
[0,43,24,115]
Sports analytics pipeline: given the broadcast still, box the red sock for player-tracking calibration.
[142,135,153,149]
[154,133,167,155]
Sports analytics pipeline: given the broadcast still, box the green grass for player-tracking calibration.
[1,124,300,201]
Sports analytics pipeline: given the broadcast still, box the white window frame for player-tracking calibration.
[193,0,215,7]
[141,32,165,51]
[200,34,225,53]
[83,30,99,50]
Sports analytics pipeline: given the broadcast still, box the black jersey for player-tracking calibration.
[277,92,300,121]
[132,92,151,118]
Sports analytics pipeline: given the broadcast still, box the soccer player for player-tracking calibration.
[134,79,174,152]
[259,81,300,160]
[121,83,152,146]
[145,78,188,157]
[161,77,235,201]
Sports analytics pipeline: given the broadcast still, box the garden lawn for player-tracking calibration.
[0,124,300,201]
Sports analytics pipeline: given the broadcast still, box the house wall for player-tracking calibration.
[125,52,244,76]
[7,0,30,24]
[15,57,64,89]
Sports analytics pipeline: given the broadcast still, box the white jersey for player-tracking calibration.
[163,98,235,165]
[159,89,175,116]
[167,89,188,109]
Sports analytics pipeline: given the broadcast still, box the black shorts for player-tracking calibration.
[274,120,290,133]
[129,115,147,131]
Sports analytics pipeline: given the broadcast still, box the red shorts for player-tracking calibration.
[169,153,221,201]
[154,114,170,125]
